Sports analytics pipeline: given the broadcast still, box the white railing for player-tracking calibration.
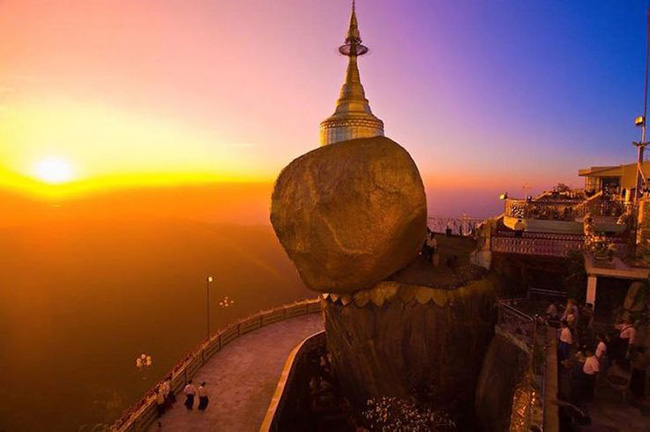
[428,216,486,235]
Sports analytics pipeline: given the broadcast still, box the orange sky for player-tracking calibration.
[0,0,639,210]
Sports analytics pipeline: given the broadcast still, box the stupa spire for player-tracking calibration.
[319,0,384,146]
[346,0,361,45]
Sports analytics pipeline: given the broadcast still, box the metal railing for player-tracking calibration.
[496,299,550,431]
[427,216,486,235]
[497,299,537,349]
[108,299,321,432]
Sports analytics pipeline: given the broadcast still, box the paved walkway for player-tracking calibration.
[582,365,650,432]
[148,313,324,432]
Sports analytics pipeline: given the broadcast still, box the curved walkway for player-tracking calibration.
[148,313,324,432]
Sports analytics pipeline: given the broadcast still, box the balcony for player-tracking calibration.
[503,194,626,235]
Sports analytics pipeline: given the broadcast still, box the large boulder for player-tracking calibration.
[271,136,427,293]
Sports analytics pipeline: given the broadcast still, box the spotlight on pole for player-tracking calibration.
[636,115,646,127]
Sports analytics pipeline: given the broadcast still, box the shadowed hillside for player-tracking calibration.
[0,186,310,431]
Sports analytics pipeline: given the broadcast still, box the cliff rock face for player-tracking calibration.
[270,136,427,294]
[475,333,530,432]
[323,275,499,416]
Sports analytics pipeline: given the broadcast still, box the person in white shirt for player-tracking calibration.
[583,352,600,375]
[558,320,573,363]
[183,380,197,410]
[581,347,599,402]
[197,382,209,411]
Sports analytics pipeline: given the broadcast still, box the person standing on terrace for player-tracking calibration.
[614,317,636,362]
[581,347,599,402]
[197,382,209,411]
[163,375,175,408]
[562,299,579,343]
[558,320,573,363]
[514,219,525,238]
[155,385,166,417]
[595,333,607,366]
[183,380,197,410]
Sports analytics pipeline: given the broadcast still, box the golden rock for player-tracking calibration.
[270,136,427,293]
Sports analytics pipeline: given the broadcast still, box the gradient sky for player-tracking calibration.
[0,0,649,207]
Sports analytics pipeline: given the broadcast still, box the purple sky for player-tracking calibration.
[0,0,648,216]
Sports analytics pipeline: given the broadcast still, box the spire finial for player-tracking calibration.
[348,0,358,42]
[340,0,367,57]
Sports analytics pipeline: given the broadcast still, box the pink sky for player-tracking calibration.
[0,0,644,216]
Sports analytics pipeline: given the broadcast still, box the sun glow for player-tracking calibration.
[33,157,75,184]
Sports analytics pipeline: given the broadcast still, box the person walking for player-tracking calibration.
[183,380,197,410]
[197,382,209,411]
[155,385,166,417]
[162,376,174,408]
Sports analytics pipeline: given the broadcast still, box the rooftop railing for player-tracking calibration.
[504,196,624,221]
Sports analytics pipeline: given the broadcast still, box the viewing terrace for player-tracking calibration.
[109,300,323,432]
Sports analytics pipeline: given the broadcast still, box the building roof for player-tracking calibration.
[578,166,622,177]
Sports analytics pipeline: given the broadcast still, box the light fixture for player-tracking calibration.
[635,115,645,127]
[207,276,214,283]
[499,193,508,200]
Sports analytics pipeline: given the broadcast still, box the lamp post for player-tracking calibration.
[206,275,214,340]
[633,10,650,200]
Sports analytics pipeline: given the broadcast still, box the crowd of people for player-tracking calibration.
[154,375,175,417]
[546,297,648,412]
[153,377,211,426]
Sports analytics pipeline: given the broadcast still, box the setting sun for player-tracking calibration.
[33,157,75,184]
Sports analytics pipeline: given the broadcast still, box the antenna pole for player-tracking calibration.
[637,9,650,200]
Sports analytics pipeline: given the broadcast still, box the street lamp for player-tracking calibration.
[219,296,235,308]
[135,353,153,380]
[206,275,214,340]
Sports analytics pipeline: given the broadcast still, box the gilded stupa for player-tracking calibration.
[319,1,384,146]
